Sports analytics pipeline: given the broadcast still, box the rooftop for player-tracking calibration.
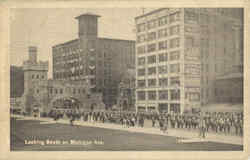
[53,39,79,48]
[135,8,168,20]
[75,12,101,19]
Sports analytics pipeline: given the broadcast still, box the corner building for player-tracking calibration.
[135,8,243,113]
[52,13,135,108]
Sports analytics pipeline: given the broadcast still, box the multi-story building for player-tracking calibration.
[52,13,135,108]
[20,46,105,115]
[135,8,243,114]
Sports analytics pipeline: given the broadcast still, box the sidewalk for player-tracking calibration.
[12,115,243,145]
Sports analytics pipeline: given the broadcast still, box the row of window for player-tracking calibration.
[138,51,180,65]
[31,74,45,79]
[137,38,180,54]
[137,11,181,32]
[137,103,181,113]
[137,25,180,43]
[49,88,86,95]
[137,89,180,101]
[137,77,180,88]
[137,63,180,76]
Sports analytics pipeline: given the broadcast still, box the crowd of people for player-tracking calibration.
[47,109,243,137]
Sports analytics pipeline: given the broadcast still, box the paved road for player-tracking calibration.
[10,118,243,151]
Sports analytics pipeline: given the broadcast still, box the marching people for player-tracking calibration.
[48,106,243,137]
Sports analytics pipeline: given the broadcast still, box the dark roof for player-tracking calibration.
[135,8,168,20]
[75,12,101,19]
[53,38,79,48]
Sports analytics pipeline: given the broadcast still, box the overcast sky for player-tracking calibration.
[10,8,156,78]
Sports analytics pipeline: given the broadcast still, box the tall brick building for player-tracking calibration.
[52,13,135,108]
[135,8,243,113]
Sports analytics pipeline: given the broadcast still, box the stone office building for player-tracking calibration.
[135,8,243,113]
[52,13,135,108]
[19,46,105,115]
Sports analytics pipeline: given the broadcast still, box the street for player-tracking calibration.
[10,117,243,151]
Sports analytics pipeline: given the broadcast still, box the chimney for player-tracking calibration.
[28,46,37,63]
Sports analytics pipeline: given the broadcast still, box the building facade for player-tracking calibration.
[20,46,105,115]
[117,68,136,111]
[52,13,135,108]
[135,8,243,114]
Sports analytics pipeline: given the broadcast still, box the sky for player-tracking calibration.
[10,8,156,78]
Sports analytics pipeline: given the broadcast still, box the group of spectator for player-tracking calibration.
[46,109,243,136]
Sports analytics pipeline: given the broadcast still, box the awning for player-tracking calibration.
[201,103,243,113]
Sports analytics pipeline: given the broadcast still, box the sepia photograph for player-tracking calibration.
[8,7,245,152]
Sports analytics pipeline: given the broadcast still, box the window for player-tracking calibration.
[159,78,168,87]
[32,75,34,79]
[148,79,156,87]
[188,92,200,101]
[55,89,58,94]
[137,46,146,54]
[50,88,53,94]
[206,89,209,98]
[148,91,156,100]
[170,77,180,86]
[170,38,180,48]
[159,53,168,62]
[159,90,168,100]
[159,103,168,113]
[137,91,146,100]
[137,34,146,43]
[137,23,146,32]
[170,51,180,60]
[147,43,156,52]
[170,103,180,113]
[159,16,168,26]
[170,11,180,23]
[36,75,39,79]
[147,55,156,64]
[185,36,195,49]
[148,67,156,75]
[158,28,168,38]
[138,57,145,66]
[170,63,180,73]
[170,89,180,100]
[185,11,198,22]
[158,65,168,74]
[138,68,146,76]
[36,89,39,94]
[158,40,167,50]
[170,25,180,35]
[147,19,157,30]
[41,75,44,79]
[148,32,156,41]
[73,88,76,94]
[82,89,85,94]
[78,89,81,94]
[200,14,210,24]
[137,80,146,88]
[91,79,96,85]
